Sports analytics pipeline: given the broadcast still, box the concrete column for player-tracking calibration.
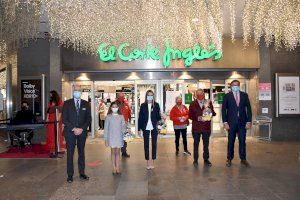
[49,40,62,96]
[6,64,12,119]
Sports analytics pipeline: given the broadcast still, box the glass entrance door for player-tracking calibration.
[211,80,227,137]
[135,80,160,135]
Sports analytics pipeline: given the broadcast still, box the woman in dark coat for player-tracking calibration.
[138,90,162,170]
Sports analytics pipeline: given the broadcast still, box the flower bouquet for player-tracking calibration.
[123,126,135,142]
[202,100,213,121]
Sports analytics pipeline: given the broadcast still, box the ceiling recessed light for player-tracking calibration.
[192,18,199,22]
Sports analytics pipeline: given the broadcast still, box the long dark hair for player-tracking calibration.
[107,101,122,115]
[144,90,155,104]
[50,90,61,105]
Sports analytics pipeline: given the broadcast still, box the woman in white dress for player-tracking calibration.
[104,101,127,175]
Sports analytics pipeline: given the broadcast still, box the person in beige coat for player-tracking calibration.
[98,99,107,130]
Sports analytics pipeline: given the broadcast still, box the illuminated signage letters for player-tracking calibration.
[97,40,222,68]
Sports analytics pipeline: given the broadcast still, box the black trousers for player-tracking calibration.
[65,132,87,177]
[193,132,210,162]
[98,114,105,130]
[143,129,158,160]
[121,141,128,155]
[174,128,188,152]
[227,124,247,160]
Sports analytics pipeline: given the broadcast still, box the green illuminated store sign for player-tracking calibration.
[97,40,222,68]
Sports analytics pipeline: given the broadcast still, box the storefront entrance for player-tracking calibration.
[63,76,252,138]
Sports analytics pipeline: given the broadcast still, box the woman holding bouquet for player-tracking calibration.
[188,89,216,167]
[138,90,162,170]
[170,96,191,156]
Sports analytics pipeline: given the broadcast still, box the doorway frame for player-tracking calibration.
[134,80,160,135]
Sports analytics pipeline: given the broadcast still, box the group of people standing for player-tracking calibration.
[60,79,252,183]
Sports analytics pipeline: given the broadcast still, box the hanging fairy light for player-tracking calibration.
[243,0,300,50]
[0,0,299,63]
[228,0,236,42]
[0,0,41,63]
[43,0,224,54]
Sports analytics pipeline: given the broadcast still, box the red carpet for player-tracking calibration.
[0,144,64,159]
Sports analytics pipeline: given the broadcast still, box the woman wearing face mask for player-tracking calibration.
[45,90,65,153]
[138,90,162,169]
[170,96,191,156]
[104,101,127,175]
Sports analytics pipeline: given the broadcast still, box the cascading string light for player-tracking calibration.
[0,0,299,64]
[0,0,41,63]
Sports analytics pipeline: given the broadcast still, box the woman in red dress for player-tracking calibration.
[45,90,65,153]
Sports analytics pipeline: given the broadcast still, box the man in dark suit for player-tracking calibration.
[62,85,91,183]
[189,89,216,167]
[222,80,252,167]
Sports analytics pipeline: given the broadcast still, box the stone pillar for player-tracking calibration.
[49,40,62,96]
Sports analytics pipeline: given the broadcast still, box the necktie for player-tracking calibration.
[76,100,80,114]
[234,92,240,106]
[234,92,240,117]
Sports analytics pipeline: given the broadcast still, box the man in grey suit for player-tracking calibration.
[62,85,92,183]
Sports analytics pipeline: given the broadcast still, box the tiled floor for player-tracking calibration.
[0,137,299,200]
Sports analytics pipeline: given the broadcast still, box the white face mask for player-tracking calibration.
[112,108,118,113]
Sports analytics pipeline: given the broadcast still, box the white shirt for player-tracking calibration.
[146,103,154,130]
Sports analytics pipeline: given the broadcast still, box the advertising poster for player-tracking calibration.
[278,76,300,115]
[21,79,41,116]
[259,83,272,101]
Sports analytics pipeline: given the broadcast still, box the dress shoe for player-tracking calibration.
[122,153,130,158]
[79,174,89,181]
[67,176,73,183]
[183,150,191,156]
[241,160,250,167]
[193,161,198,166]
[226,159,232,167]
[204,160,212,167]
[175,151,179,156]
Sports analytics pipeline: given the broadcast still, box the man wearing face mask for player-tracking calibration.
[62,85,92,183]
[189,89,216,167]
[116,92,131,158]
[222,80,252,167]
[11,101,37,147]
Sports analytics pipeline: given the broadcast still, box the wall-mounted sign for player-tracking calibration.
[21,79,41,116]
[259,83,272,101]
[276,74,300,117]
[217,92,225,104]
[185,93,193,105]
[97,40,222,68]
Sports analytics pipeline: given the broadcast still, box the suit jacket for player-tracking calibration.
[221,91,252,127]
[138,102,161,131]
[189,100,216,133]
[62,98,92,136]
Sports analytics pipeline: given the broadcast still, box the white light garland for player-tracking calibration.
[0,0,299,63]
[0,0,41,63]
[44,0,224,54]
[228,0,236,42]
[244,0,300,50]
